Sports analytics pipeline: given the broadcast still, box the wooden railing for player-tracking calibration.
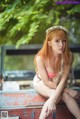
[0,44,80,88]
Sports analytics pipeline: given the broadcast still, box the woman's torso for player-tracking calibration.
[36,56,64,84]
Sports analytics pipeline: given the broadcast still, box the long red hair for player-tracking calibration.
[34,29,71,72]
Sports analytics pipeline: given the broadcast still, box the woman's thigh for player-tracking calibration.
[33,76,56,98]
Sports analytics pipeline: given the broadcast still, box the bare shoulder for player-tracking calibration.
[69,51,74,65]
[36,55,43,63]
[69,51,73,59]
[36,55,45,66]
[63,52,73,77]
[35,55,46,72]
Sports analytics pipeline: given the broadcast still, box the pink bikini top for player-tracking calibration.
[47,72,57,79]
[37,57,64,82]
[46,57,64,80]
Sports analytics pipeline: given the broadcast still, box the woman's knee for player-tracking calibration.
[62,92,70,101]
[64,88,78,97]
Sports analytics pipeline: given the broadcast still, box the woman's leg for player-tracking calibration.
[40,90,80,119]
[33,77,59,119]
[62,92,80,119]
[64,88,78,97]
[33,77,80,119]
[64,88,80,100]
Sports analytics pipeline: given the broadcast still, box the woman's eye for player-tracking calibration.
[55,40,59,42]
[63,40,66,43]
[55,39,66,43]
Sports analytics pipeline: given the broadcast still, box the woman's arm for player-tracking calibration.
[51,52,73,102]
[36,56,57,89]
[52,65,70,102]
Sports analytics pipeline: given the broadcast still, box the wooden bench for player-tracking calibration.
[0,89,80,119]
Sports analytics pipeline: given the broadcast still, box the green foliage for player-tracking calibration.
[0,0,80,46]
[16,22,40,48]
[67,5,80,14]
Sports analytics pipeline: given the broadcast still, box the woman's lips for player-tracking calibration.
[59,48,64,52]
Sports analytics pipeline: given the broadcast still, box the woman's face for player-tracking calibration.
[48,35,66,55]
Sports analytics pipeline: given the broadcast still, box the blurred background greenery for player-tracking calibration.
[0,0,80,71]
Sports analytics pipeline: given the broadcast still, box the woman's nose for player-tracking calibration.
[59,41,63,46]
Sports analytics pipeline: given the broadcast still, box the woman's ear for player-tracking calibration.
[48,41,51,46]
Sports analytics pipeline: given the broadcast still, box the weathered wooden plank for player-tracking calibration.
[0,89,79,119]
[0,89,80,110]
[0,116,19,119]
[0,89,46,109]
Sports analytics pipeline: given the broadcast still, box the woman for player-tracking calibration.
[33,26,80,119]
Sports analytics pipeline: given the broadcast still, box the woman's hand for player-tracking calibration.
[39,97,56,119]
[44,98,56,116]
